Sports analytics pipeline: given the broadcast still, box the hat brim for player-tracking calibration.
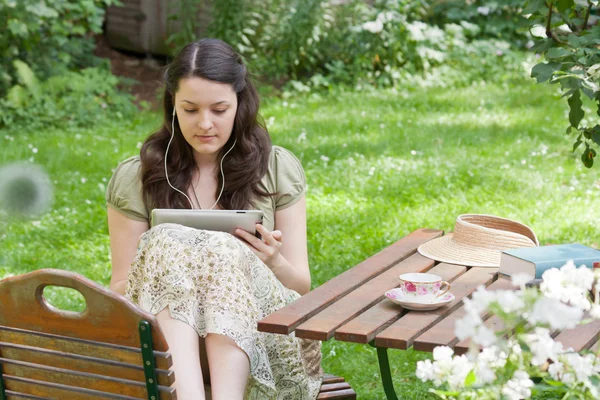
[417,233,501,268]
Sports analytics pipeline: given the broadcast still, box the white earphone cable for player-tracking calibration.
[166,108,235,210]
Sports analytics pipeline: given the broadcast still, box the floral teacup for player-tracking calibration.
[398,272,450,303]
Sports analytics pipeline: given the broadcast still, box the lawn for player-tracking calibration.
[1,78,599,399]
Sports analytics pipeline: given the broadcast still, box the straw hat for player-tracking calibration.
[417,214,539,267]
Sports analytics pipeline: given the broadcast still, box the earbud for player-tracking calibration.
[172,107,176,116]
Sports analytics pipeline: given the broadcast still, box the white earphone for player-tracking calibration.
[165,106,236,210]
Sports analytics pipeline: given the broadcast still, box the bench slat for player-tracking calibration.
[322,374,345,384]
[257,229,443,335]
[295,252,436,341]
[5,391,51,400]
[0,269,168,351]
[2,375,147,400]
[412,277,513,352]
[319,382,351,392]
[554,315,600,352]
[374,268,496,349]
[0,325,172,370]
[0,341,174,386]
[0,358,173,399]
[335,263,466,343]
[316,388,357,399]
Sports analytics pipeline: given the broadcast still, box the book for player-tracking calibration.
[499,243,600,279]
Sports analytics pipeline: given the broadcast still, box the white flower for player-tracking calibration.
[541,262,594,311]
[591,305,600,319]
[362,20,383,34]
[417,347,473,389]
[469,286,497,314]
[511,273,531,289]
[501,370,534,400]
[476,6,490,15]
[416,359,434,382]
[474,346,508,384]
[529,297,583,330]
[495,290,525,314]
[433,346,454,361]
[523,327,564,365]
[454,311,483,340]
[472,324,497,347]
[548,360,565,380]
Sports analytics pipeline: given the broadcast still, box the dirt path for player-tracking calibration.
[94,34,165,110]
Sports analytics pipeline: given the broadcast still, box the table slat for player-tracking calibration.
[412,277,513,352]
[294,253,436,341]
[257,229,443,334]
[374,268,496,350]
[334,263,466,344]
[554,317,600,352]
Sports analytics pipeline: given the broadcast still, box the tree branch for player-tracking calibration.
[582,0,592,32]
[545,1,566,44]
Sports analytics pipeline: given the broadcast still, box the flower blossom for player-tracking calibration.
[541,261,595,311]
[528,297,583,330]
[501,370,534,400]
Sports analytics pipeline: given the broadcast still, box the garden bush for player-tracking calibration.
[0,0,119,97]
[0,60,138,129]
[166,0,532,91]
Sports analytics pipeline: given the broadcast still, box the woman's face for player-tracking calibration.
[174,77,238,163]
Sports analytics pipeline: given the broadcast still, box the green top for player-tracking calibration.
[105,145,306,232]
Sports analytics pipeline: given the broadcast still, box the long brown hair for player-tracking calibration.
[140,39,273,210]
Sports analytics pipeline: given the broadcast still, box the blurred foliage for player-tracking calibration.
[166,0,532,91]
[0,0,120,96]
[0,0,140,129]
[427,0,530,45]
[525,0,600,168]
[0,60,138,129]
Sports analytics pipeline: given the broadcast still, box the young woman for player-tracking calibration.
[106,38,322,400]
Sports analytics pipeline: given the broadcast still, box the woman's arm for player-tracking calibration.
[271,196,311,294]
[107,207,149,296]
[236,196,311,295]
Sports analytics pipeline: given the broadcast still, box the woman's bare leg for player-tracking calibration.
[156,308,206,400]
[205,333,250,400]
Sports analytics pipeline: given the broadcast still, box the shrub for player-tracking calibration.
[0,0,120,96]
[0,60,138,130]
[525,0,600,168]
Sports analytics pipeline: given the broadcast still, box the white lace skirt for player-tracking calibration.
[125,223,323,399]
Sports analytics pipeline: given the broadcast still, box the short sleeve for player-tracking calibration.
[273,146,307,210]
[105,156,149,222]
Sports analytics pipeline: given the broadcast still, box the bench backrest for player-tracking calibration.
[0,268,176,400]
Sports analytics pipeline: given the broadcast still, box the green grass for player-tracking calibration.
[1,78,599,399]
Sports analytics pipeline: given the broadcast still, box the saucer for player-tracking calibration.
[384,288,455,311]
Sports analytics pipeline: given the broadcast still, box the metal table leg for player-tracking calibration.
[370,341,399,400]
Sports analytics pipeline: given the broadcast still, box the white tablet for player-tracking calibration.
[150,209,264,237]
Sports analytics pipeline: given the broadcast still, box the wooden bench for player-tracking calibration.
[0,269,355,399]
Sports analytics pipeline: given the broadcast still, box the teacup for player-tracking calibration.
[398,273,450,303]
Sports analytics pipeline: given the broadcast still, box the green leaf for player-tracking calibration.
[6,84,27,107]
[531,62,562,83]
[523,0,548,14]
[582,145,596,168]
[573,138,583,151]
[464,369,476,387]
[568,90,584,127]
[530,39,554,53]
[546,47,571,59]
[591,125,600,146]
[556,0,575,13]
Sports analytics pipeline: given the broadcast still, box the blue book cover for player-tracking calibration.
[500,243,600,279]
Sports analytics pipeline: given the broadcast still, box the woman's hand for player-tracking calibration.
[235,224,285,270]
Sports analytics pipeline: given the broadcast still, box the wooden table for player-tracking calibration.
[257,229,600,399]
